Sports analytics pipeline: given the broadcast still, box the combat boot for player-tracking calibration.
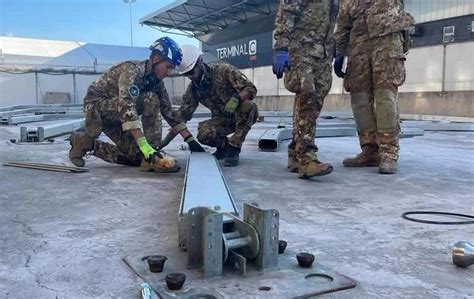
[213,147,226,160]
[69,132,94,167]
[379,156,398,174]
[213,138,228,160]
[140,156,181,173]
[224,144,241,167]
[287,155,299,173]
[343,146,379,167]
[343,132,379,167]
[377,131,399,174]
[298,153,333,179]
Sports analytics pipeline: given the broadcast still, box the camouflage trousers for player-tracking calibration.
[83,99,161,166]
[197,100,258,149]
[284,50,333,162]
[343,33,406,159]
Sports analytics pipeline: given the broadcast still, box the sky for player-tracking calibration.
[0,0,198,48]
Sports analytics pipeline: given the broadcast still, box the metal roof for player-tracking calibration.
[139,0,279,37]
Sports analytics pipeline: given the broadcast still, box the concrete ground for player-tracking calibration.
[0,116,473,298]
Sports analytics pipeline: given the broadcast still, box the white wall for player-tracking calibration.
[75,75,98,103]
[401,45,444,93]
[444,42,474,91]
[0,72,100,106]
[0,73,37,106]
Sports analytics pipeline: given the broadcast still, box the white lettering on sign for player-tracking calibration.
[216,40,257,59]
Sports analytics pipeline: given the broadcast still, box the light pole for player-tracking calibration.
[124,0,137,47]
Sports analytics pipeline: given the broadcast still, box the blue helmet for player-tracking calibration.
[149,37,182,67]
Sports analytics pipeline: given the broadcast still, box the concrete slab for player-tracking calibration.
[0,117,473,298]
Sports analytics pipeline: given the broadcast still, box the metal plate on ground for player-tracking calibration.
[123,250,356,298]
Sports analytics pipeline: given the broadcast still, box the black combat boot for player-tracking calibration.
[213,139,228,160]
[224,144,241,167]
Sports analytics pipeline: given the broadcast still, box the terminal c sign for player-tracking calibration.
[216,40,257,60]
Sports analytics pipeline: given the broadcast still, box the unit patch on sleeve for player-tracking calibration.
[128,84,140,98]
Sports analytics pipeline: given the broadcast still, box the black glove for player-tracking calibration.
[185,136,205,152]
[334,55,345,78]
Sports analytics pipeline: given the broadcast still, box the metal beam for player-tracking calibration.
[1,114,44,125]
[258,127,357,152]
[178,153,238,249]
[259,126,426,151]
[20,119,84,142]
[3,161,89,173]
[401,121,474,132]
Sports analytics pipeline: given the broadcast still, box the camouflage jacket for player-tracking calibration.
[273,0,338,59]
[84,60,180,134]
[335,0,415,56]
[176,63,257,121]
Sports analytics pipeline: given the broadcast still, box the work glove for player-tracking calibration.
[158,130,178,150]
[137,136,163,164]
[272,49,290,79]
[224,96,240,119]
[185,135,205,152]
[157,122,189,150]
[334,55,345,78]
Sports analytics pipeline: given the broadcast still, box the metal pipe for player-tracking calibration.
[226,237,250,250]
[224,232,240,240]
[441,44,447,93]
[35,72,39,104]
[72,73,77,104]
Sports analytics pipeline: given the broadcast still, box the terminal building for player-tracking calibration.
[141,0,474,117]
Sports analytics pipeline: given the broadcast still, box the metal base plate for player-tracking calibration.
[123,250,356,298]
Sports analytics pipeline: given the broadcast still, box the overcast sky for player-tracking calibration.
[0,0,198,48]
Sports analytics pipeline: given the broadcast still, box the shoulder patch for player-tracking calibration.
[128,84,140,98]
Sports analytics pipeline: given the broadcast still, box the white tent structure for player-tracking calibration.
[0,36,150,107]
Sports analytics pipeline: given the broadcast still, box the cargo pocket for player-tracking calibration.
[284,68,301,93]
[388,52,406,87]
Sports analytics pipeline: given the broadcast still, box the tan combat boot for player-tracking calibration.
[287,155,299,173]
[343,131,379,167]
[140,156,181,173]
[377,132,399,174]
[69,133,94,167]
[298,153,333,179]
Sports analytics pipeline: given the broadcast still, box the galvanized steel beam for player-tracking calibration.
[258,126,357,152]
[178,153,238,249]
[1,114,44,125]
[20,119,84,142]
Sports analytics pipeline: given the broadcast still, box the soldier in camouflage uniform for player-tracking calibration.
[272,0,338,179]
[334,0,414,174]
[169,45,258,167]
[69,37,204,171]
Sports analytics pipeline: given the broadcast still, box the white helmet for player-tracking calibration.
[178,44,203,74]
